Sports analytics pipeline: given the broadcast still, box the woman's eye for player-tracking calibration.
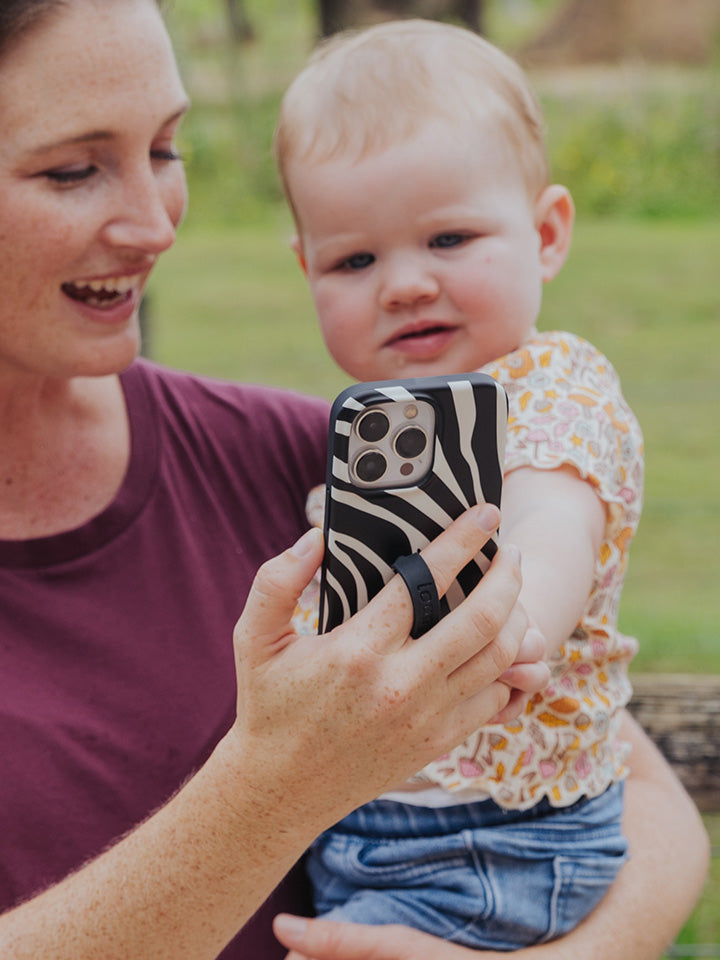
[151,148,184,164]
[340,252,375,271]
[40,148,183,185]
[431,233,466,249]
[43,165,97,185]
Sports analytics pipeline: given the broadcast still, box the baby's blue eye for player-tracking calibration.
[431,233,465,249]
[342,252,375,270]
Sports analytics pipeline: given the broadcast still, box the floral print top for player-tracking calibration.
[294,331,644,810]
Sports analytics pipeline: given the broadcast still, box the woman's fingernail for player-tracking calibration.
[289,527,322,558]
[476,503,501,534]
[274,913,308,940]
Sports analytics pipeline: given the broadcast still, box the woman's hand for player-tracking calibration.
[228,503,549,834]
[274,916,513,960]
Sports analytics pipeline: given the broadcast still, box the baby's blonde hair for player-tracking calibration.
[274,19,549,224]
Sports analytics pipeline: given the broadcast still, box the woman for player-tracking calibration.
[0,1,547,956]
[0,1,707,958]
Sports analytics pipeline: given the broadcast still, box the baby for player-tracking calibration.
[277,20,644,948]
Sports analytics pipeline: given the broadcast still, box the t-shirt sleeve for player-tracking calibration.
[483,333,643,516]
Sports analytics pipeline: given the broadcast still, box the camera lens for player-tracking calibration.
[356,410,390,443]
[354,450,387,483]
[394,426,427,460]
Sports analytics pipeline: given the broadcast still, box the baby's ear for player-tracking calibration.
[290,235,308,275]
[535,185,574,282]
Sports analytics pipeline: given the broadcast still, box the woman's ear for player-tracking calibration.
[290,235,308,275]
[535,185,575,282]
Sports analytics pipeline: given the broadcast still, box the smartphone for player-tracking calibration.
[318,373,508,633]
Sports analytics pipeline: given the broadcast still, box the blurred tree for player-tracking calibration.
[318,0,346,35]
[224,0,254,42]
[318,0,485,36]
[520,0,720,64]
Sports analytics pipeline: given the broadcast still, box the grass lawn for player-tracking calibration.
[148,213,720,675]
[671,812,720,956]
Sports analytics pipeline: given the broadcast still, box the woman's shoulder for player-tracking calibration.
[123,359,330,433]
[123,360,330,506]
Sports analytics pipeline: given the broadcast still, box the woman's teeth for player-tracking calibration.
[63,275,139,306]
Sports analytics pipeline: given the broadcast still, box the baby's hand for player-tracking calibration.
[489,617,549,725]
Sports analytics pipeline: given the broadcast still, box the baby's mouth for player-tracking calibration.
[62,275,139,308]
[389,323,454,345]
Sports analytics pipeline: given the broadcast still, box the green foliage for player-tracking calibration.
[180,95,285,225]
[543,73,720,218]
[165,1,720,224]
[166,0,316,225]
[176,70,720,224]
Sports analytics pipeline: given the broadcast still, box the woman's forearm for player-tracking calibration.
[0,736,315,960]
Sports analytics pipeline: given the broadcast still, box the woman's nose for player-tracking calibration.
[102,165,187,255]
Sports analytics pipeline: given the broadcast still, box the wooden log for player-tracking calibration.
[628,673,720,812]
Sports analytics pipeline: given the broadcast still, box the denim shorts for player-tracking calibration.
[306,784,627,949]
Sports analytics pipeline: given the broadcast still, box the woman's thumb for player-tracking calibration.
[233,527,323,665]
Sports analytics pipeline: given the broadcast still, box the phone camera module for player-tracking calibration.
[356,410,390,443]
[394,426,427,460]
[354,450,388,483]
[347,397,435,488]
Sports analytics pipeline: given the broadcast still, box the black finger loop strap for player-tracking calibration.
[392,553,444,638]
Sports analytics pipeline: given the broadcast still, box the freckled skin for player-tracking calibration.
[0,0,188,383]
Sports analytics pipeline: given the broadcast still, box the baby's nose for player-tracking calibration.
[380,255,440,310]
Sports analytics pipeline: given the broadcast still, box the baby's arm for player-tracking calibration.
[499,463,605,657]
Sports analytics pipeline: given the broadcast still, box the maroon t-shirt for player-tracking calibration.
[0,361,329,957]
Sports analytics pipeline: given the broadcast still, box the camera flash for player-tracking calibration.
[404,404,418,419]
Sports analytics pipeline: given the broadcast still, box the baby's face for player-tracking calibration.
[290,119,569,383]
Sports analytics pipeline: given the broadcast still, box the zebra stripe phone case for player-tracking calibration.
[319,373,508,634]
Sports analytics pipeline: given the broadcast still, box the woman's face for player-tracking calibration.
[0,0,190,382]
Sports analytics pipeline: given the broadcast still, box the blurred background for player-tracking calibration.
[148,2,719,949]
